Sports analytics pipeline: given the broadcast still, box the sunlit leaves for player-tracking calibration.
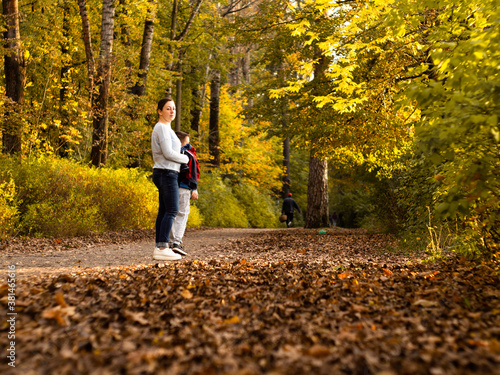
[276,0,498,251]
[403,0,500,251]
[199,85,282,194]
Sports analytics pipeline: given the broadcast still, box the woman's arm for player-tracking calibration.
[158,126,188,164]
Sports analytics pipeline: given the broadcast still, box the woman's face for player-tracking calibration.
[158,100,176,123]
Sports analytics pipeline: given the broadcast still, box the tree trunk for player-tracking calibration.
[190,63,211,134]
[165,0,204,95]
[305,156,329,228]
[60,0,70,103]
[190,87,202,135]
[165,0,179,96]
[77,0,95,96]
[280,59,290,199]
[282,135,290,199]
[304,44,330,227]
[2,0,24,154]
[209,70,221,167]
[131,8,155,96]
[175,57,182,131]
[118,0,133,70]
[90,0,116,167]
[58,0,71,157]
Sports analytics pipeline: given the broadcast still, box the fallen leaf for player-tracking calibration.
[413,299,439,308]
[124,310,149,325]
[224,316,240,324]
[181,289,193,299]
[305,344,330,357]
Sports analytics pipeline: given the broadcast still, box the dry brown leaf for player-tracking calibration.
[55,292,68,307]
[180,289,193,299]
[413,299,439,308]
[124,310,149,325]
[305,344,330,357]
[3,228,499,374]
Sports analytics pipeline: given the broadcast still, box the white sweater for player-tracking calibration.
[151,122,188,171]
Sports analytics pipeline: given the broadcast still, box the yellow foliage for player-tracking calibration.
[187,204,203,228]
[0,178,18,239]
[198,85,282,194]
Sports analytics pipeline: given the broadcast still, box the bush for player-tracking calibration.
[0,176,18,239]
[0,155,157,238]
[197,174,248,228]
[84,167,157,231]
[187,203,203,228]
[232,184,281,228]
[22,193,103,237]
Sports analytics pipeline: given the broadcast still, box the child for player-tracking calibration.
[170,131,200,255]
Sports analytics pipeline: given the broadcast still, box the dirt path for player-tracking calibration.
[0,227,285,278]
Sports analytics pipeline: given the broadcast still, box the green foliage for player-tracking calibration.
[197,173,248,228]
[196,172,285,229]
[232,184,281,228]
[22,193,103,238]
[329,166,386,230]
[0,155,156,237]
[402,0,500,256]
[275,0,499,257]
[84,167,158,231]
[0,174,18,239]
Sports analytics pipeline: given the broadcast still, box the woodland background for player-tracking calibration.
[0,0,498,259]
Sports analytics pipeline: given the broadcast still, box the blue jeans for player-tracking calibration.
[153,169,179,247]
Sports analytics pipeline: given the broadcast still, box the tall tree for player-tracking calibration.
[205,0,269,170]
[58,0,72,157]
[305,156,328,227]
[163,0,204,129]
[131,2,156,97]
[209,69,221,166]
[90,0,116,167]
[77,0,95,100]
[304,45,330,228]
[77,0,116,167]
[2,0,25,154]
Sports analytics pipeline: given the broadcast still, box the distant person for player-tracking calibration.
[331,212,338,227]
[281,193,301,228]
[170,131,200,256]
[151,97,189,261]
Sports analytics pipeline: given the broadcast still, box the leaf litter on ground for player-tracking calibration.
[1,229,499,374]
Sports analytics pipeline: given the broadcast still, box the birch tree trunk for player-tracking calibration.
[2,0,24,154]
[132,7,155,96]
[90,0,116,167]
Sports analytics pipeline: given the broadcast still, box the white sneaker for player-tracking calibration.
[153,247,182,261]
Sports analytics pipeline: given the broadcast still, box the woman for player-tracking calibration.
[151,98,189,261]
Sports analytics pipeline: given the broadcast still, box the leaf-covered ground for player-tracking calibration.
[1,229,499,374]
